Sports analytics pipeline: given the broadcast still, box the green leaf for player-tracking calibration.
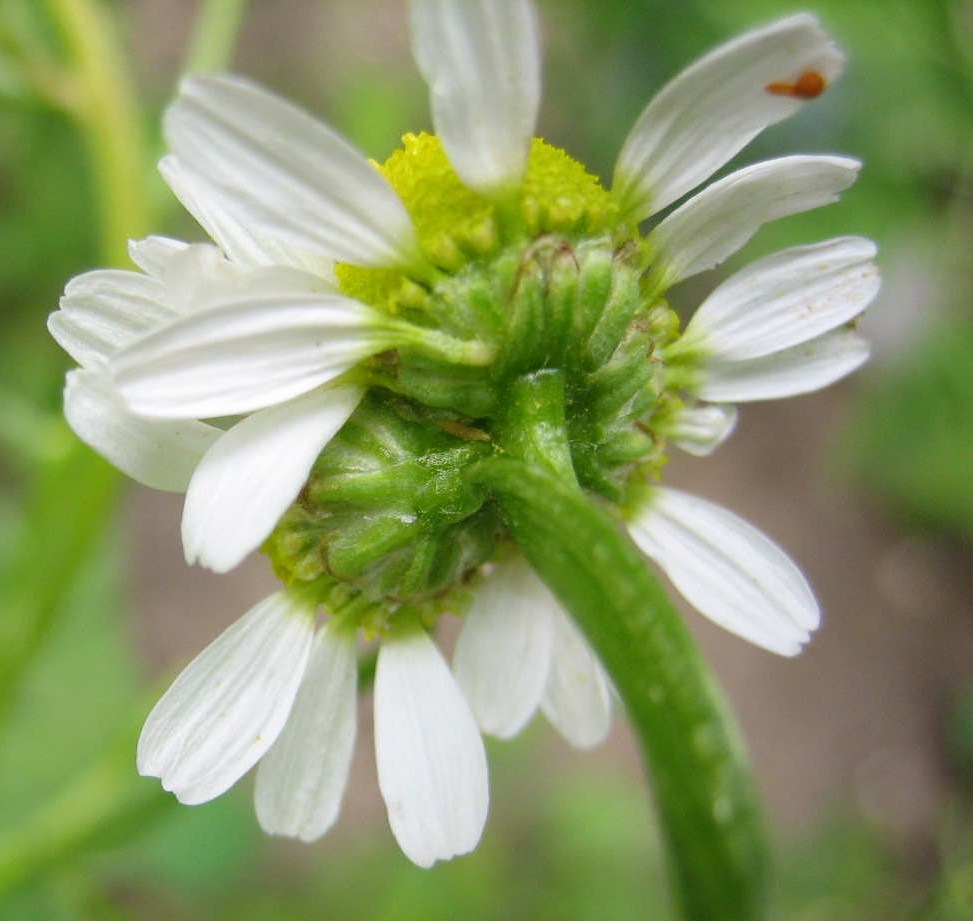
[0,438,118,725]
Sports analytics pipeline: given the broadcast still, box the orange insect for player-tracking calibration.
[765,70,827,100]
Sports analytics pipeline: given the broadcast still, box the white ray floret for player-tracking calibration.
[541,606,613,749]
[453,555,555,739]
[164,75,422,271]
[254,622,359,842]
[410,0,541,197]
[375,626,489,868]
[682,237,879,361]
[627,487,820,656]
[110,294,396,419]
[181,385,363,573]
[137,591,316,805]
[49,270,175,367]
[648,155,861,288]
[64,369,221,492]
[697,327,870,403]
[667,403,739,458]
[614,13,844,220]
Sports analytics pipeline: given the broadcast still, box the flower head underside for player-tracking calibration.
[48,0,879,867]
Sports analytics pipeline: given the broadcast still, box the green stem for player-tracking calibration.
[184,0,249,74]
[479,371,769,921]
[498,370,577,483]
[0,0,145,726]
[43,0,150,263]
[0,0,249,897]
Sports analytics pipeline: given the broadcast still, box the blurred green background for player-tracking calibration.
[1,0,972,919]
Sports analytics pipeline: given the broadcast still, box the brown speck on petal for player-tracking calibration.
[765,70,827,99]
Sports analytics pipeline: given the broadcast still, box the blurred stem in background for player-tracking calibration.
[185,0,248,75]
[0,0,247,899]
[0,0,147,730]
[43,0,149,264]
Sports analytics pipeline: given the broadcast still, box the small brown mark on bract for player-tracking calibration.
[441,420,492,442]
[765,69,827,99]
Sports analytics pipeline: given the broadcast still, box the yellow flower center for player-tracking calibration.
[336,133,620,310]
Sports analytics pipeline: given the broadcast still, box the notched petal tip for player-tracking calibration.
[375,628,489,867]
[627,487,821,657]
[136,592,315,805]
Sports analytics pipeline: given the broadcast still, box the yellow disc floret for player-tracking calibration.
[520,140,619,238]
[335,133,620,312]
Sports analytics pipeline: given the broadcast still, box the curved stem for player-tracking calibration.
[478,370,769,921]
[44,0,150,263]
[0,2,146,725]
[184,0,249,75]
[0,0,251,897]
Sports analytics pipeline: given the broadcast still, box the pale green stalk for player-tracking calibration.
[44,0,150,262]
[0,0,248,894]
[184,0,249,74]
[0,0,145,725]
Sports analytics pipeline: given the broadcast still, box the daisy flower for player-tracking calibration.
[48,0,878,867]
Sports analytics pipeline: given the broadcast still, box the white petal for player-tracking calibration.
[614,14,844,219]
[684,237,880,360]
[627,487,819,656]
[128,235,191,277]
[254,622,358,842]
[111,294,394,418]
[137,591,315,805]
[157,242,324,314]
[410,0,540,195]
[163,75,420,270]
[697,327,870,402]
[63,369,220,492]
[160,156,288,271]
[453,556,554,739]
[375,627,489,868]
[541,607,612,749]
[648,156,861,287]
[182,385,362,573]
[49,269,174,366]
[668,403,738,457]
